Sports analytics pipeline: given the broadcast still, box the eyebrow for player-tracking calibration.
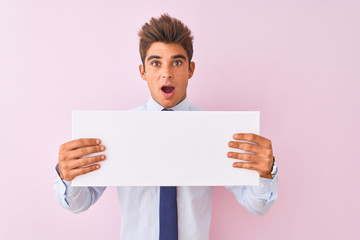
[147,55,161,61]
[146,54,187,62]
[172,54,187,61]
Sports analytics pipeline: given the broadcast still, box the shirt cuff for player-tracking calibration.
[54,164,71,208]
[250,172,278,200]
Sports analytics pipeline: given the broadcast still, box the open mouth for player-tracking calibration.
[161,86,175,98]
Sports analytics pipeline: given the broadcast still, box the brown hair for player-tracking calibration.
[138,13,194,71]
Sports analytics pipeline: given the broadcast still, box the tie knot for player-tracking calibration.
[162,108,174,111]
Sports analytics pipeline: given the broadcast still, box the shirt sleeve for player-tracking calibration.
[224,172,278,216]
[54,164,106,214]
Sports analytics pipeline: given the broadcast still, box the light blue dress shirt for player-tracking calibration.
[54,96,278,240]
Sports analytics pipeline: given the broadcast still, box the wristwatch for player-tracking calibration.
[270,156,278,178]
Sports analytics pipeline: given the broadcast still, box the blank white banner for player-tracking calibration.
[71,111,260,186]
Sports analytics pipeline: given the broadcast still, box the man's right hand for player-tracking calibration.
[58,138,106,181]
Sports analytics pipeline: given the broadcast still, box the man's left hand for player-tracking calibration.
[227,133,274,179]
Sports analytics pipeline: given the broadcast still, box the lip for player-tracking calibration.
[161,84,175,99]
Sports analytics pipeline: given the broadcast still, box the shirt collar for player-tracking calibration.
[145,96,190,111]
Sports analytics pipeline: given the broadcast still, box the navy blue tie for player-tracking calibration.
[159,108,178,240]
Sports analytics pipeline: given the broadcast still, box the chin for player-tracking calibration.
[160,99,177,109]
[152,89,186,109]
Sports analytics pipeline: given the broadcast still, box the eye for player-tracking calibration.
[173,60,182,66]
[151,61,160,67]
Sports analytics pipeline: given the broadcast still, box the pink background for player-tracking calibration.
[1,0,359,239]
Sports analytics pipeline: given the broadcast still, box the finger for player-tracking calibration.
[232,162,259,171]
[228,141,262,154]
[233,133,271,146]
[227,152,258,162]
[60,138,101,151]
[68,154,106,169]
[69,145,106,159]
[66,164,101,181]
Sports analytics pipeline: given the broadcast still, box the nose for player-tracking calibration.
[161,66,172,79]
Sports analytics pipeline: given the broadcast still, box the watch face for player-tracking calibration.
[271,166,277,175]
[271,158,277,175]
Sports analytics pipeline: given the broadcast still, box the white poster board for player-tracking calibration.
[71,111,260,186]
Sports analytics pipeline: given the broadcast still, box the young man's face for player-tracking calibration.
[139,42,195,109]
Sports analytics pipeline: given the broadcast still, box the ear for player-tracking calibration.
[139,64,146,81]
[188,61,195,79]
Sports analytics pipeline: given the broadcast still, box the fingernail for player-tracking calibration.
[228,152,234,157]
[100,145,105,151]
[101,155,105,159]
[96,165,100,169]
[96,139,100,144]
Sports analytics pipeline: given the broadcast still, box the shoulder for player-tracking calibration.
[129,104,147,111]
[189,103,205,111]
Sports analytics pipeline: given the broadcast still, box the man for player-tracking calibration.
[54,13,278,240]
